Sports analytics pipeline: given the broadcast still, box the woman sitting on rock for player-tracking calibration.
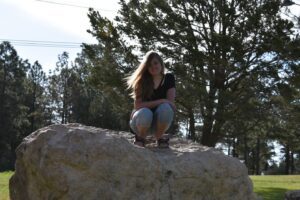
[124,50,176,148]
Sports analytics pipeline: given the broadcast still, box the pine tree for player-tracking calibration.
[87,0,298,147]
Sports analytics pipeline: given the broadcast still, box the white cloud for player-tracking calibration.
[3,0,120,42]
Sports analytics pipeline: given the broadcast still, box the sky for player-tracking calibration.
[0,0,120,74]
[1,0,299,75]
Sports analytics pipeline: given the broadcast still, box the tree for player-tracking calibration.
[26,61,47,132]
[87,0,297,147]
[270,63,300,174]
[0,41,30,170]
[83,12,145,130]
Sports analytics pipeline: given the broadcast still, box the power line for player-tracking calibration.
[6,44,81,48]
[3,43,81,48]
[0,38,83,45]
[35,0,117,12]
[0,38,95,48]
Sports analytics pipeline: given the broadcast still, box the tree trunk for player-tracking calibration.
[30,83,37,132]
[228,137,231,156]
[188,109,195,141]
[232,137,239,158]
[291,150,295,174]
[255,137,260,175]
[201,88,226,147]
[284,144,290,175]
[244,135,249,170]
[251,149,256,175]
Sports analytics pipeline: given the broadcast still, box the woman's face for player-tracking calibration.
[148,57,162,76]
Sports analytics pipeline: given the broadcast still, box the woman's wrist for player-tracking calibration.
[159,99,169,105]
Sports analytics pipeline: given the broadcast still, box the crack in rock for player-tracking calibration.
[158,169,173,200]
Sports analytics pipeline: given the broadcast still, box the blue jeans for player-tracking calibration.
[129,102,174,136]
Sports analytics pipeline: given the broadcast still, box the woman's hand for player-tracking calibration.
[160,99,176,112]
[168,101,176,112]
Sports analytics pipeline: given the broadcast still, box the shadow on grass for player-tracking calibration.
[255,187,288,200]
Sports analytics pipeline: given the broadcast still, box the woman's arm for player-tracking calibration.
[134,97,168,110]
[134,87,176,111]
[131,96,175,119]
[167,88,176,111]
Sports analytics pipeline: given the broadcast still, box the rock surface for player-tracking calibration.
[10,123,258,200]
[285,190,300,200]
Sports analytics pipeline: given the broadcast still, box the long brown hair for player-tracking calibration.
[124,50,165,101]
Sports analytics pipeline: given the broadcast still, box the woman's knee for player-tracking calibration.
[133,107,153,127]
[155,102,174,123]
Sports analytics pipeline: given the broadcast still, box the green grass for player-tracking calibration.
[250,175,300,200]
[0,171,13,200]
[1,171,299,200]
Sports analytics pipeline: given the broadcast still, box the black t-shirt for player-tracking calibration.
[147,72,176,112]
[130,73,176,121]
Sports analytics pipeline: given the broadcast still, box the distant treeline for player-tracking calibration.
[1,0,299,174]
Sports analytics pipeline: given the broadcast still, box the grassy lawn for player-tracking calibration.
[0,171,13,200]
[1,171,299,200]
[249,175,300,200]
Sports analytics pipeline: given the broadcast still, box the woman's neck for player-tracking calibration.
[152,73,163,80]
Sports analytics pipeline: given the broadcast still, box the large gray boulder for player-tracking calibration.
[9,123,258,200]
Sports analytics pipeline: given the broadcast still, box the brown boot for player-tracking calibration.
[156,137,170,148]
[133,134,146,147]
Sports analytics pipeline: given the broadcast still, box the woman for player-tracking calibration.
[124,50,176,148]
